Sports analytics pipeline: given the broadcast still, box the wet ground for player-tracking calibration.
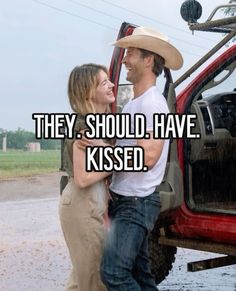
[0,173,235,291]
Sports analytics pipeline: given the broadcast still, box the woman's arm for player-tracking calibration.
[73,140,112,189]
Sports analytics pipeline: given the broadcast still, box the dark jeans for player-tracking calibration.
[101,191,160,291]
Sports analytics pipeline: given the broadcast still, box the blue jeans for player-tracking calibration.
[101,191,160,291]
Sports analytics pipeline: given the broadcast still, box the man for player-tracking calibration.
[100,27,183,290]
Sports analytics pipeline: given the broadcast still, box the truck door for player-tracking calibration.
[177,45,236,216]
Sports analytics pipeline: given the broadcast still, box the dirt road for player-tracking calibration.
[0,173,235,291]
[0,172,62,202]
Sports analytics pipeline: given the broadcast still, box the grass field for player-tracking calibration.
[0,150,60,178]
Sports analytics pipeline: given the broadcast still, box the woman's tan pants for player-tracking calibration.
[59,179,107,291]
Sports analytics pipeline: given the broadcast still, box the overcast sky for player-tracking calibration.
[0,0,229,132]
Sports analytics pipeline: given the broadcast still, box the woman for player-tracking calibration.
[59,63,115,291]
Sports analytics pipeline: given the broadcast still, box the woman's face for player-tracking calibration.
[93,70,115,109]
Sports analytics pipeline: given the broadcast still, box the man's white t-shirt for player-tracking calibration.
[110,86,170,197]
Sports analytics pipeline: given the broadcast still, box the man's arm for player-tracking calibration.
[137,131,164,169]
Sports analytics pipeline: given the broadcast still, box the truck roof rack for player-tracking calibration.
[175,2,236,88]
[188,4,236,33]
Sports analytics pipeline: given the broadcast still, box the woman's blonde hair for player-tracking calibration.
[68,63,109,115]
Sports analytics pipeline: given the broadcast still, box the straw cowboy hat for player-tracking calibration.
[113,26,183,70]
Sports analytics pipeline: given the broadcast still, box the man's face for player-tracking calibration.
[122,48,146,84]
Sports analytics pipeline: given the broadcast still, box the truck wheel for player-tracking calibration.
[149,232,177,284]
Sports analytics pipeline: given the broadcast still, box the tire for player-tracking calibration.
[149,231,177,284]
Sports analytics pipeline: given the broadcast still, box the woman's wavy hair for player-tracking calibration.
[68,63,109,115]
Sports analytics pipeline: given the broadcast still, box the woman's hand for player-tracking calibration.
[75,130,110,150]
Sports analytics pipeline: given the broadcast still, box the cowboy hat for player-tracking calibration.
[113,26,183,70]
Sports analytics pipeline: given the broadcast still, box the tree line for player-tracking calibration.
[0,128,61,150]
